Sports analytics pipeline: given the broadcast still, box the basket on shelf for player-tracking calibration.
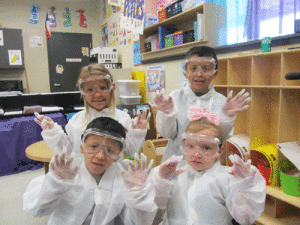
[279,159,300,196]
[166,1,182,18]
[165,34,174,48]
[158,7,167,22]
[183,30,195,43]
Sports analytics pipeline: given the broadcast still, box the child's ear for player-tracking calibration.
[80,145,84,154]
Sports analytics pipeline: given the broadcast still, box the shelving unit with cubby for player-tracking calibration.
[140,2,227,61]
[213,45,300,224]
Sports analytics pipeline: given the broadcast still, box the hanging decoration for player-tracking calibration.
[76,9,87,28]
[45,13,51,39]
[62,7,72,27]
[29,4,41,24]
[48,6,57,27]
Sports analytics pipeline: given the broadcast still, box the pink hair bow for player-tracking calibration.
[187,105,221,126]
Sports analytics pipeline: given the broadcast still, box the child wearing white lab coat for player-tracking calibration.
[149,105,266,225]
[35,63,150,158]
[152,46,251,162]
[23,117,157,225]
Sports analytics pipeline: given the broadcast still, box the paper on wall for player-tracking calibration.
[8,50,22,65]
[0,30,3,46]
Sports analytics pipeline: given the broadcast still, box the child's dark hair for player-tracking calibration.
[185,46,218,69]
[84,117,127,139]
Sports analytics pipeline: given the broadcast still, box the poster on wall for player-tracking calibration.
[146,65,166,93]
[29,36,43,47]
[8,50,22,66]
[120,0,145,34]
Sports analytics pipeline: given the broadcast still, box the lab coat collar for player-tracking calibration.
[80,161,117,191]
[184,83,215,103]
[184,160,222,177]
[88,107,111,120]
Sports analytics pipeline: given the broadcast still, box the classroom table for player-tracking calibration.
[0,112,67,176]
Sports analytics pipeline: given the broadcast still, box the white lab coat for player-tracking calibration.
[156,84,235,161]
[23,161,157,225]
[150,160,266,225]
[41,107,147,158]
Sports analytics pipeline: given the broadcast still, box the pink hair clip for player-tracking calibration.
[187,105,221,126]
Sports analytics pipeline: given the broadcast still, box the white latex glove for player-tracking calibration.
[119,153,154,190]
[159,155,185,180]
[50,148,79,180]
[228,154,256,178]
[222,89,251,117]
[151,90,174,114]
[131,109,151,129]
[34,112,55,130]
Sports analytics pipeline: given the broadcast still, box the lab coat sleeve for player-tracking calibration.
[41,122,73,156]
[219,110,236,141]
[156,108,178,139]
[225,166,266,225]
[23,171,78,217]
[122,180,158,225]
[149,167,175,210]
[124,124,148,157]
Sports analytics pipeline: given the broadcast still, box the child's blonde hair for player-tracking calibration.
[77,63,115,126]
[186,117,222,144]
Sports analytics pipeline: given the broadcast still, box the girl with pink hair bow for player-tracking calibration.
[148,105,266,225]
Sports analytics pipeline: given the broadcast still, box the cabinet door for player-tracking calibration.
[47,32,92,92]
[0,28,25,69]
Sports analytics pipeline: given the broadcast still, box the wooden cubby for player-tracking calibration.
[215,46,300,224]
[140,2,227,61]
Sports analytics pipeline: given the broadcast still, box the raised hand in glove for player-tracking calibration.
[228,154,256,178]
[151,90,174,114]
[223,89,251,117]
[34,112,55,130]
[159,155,185,180]
[119,153,153,190]
[50,148,79,180]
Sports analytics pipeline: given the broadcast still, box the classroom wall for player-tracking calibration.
[0,0,102,93]
[99,0,183,104]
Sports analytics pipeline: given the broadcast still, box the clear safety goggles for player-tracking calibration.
[183,58,217,76]
[81,128,125,159]
[180,133,220,159]
[78,75,113,96]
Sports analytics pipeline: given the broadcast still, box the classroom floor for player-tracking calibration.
[0,168,50,224]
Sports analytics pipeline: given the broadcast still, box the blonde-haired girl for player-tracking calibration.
[35,63,150,159]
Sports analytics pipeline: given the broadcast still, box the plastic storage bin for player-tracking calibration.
[165,34,174,48]
[166,1,182,18]
[173,31,184,46]
[117,80,141,96]
[119,95,142,105]
[279,159,300,196]
[158,8,167,22]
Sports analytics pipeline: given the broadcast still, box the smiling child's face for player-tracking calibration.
[185,128,223,171]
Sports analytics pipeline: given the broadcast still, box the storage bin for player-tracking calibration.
[166,1,182,18]
[183,30,195,43]
[172,31,184,46]
[119,95,142,105]
[117,80,141,96]
[165,34,174,48]
[158,8,167,22]
[145,42,151,52]
[279,159,300,196]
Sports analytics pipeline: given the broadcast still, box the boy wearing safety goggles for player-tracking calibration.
[23,117,157,225]
[35,63,150,160]
[152,46,251,162]
[149,105,266,225]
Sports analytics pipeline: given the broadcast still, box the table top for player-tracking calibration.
[25,141,53,163]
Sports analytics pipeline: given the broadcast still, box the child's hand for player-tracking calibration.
[34,112,55,130]
[50,148,79,180]
[131,110,151,130]
[159,155,185,180]
[222,89,251,117]
[119,153,153,190]
[228,154,256,178]
[151,91,174,114]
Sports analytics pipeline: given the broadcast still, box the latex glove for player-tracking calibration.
[34,112,55,130]
[222,89,251,117]
[119,153,153,190]
[50,148,79,180]
[228,154,256,178]
[151,90,174,114]
[131,109,151,130]
[159,155,185,180]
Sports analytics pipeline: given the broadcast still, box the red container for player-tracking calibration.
[158,8,167,22]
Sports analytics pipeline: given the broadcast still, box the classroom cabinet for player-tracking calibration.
[214,47,300,224]
[140,2,227,61]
